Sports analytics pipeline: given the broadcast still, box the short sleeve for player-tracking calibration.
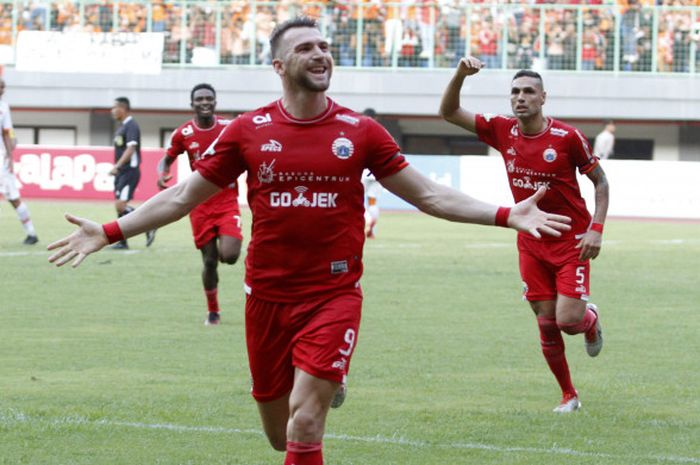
[571,129,599,175]
[2,103,13,132]
[475,113,504,150]
[364,119,408,179]
[125,121,140,146]
[165,128,183,159]
[196,118,247,188]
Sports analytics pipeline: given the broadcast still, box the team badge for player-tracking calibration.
[331,137,354,160]
[506,159,515,173]
[543,148,557,162]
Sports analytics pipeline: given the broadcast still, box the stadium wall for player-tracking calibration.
[5,67,700,120]
[7,67,698,161]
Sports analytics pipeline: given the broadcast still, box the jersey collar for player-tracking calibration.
[276,97,335,124]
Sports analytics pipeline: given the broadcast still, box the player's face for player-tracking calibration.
[111,102,126,121]
[274,27,333,92]
[191,88,216,119]
[510,77,546,119]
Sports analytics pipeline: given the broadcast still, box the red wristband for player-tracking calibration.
[102,221,125,244]
[590,222,604,233]
[495,207,511,228]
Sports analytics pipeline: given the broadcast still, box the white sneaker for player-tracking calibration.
[331,383,346,409]
[553,394,581,413]
[584,303,603,357]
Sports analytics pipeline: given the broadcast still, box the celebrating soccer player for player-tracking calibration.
[440,56,610,413]
[49,19,572,464]
[157,83,242,326]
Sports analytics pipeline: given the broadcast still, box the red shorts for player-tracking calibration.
[189,189,242,249]
[517,235,590,302]
[245,287,363,402]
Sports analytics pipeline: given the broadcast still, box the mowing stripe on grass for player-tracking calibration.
[2,410,698,464]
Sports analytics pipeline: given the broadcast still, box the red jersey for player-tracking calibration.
[476,114,598,240]
[166,117,239,211]
[197,98,408,302]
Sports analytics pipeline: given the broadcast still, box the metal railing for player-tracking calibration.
[1,1,698,74]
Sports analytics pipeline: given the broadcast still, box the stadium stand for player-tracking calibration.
[0,0,697,73]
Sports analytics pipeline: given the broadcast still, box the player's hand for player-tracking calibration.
[456,56,483,77]
[157,172,172,190]
[576,230,602,261]
[109,166,118,176]
[47,213,108,268]
[508,187,571,239]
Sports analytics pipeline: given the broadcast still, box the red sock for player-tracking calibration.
[284,441,322,465]
[204,288,219,313]
[557,307,596,336]
[537,317,576,397]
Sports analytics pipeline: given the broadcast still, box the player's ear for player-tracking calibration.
[272,58,285,76]
[541,91,547,106]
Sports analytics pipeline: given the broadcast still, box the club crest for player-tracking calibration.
[543,148,557,163]
[332,137,354,160]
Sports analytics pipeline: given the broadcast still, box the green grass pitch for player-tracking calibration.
[1,200,698,465]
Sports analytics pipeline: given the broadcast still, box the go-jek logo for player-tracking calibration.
[270,186,338,208]
[512,176,550,191]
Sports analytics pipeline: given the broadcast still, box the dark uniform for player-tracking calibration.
[114,116,141,201]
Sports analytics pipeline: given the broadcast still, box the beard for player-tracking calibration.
[296,71,331,92]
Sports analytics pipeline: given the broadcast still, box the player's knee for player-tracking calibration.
[202,255,219,270]
[220,250,240,265]
[288,410,322,439]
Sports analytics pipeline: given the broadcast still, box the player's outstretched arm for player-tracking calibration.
[438,56,483,134]
[48,171,220,268]
[379,166,570,238]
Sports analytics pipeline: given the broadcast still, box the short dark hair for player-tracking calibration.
[114,97,130,110]
[362,108,377,118]
[269,16,319,59]
[604,119,614,126]
[191,83,216,102]
[512,69,544,88]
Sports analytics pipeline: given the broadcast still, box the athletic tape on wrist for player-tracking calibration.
[495,207,511,228]
[102,221,125,244]
[590,222,604,234]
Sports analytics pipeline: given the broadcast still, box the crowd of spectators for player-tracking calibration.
[0,0,698,73]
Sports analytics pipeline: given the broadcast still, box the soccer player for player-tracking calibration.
[109,97,156,249]
[360,108,382,239]
[439,56,610,413]
[48,19,572,465]
[157,83,242,325]
[0,77,38,245]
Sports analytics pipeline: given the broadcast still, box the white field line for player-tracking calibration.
[1,410,698,464]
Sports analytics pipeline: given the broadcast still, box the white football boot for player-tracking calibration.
[553,394,581,413]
